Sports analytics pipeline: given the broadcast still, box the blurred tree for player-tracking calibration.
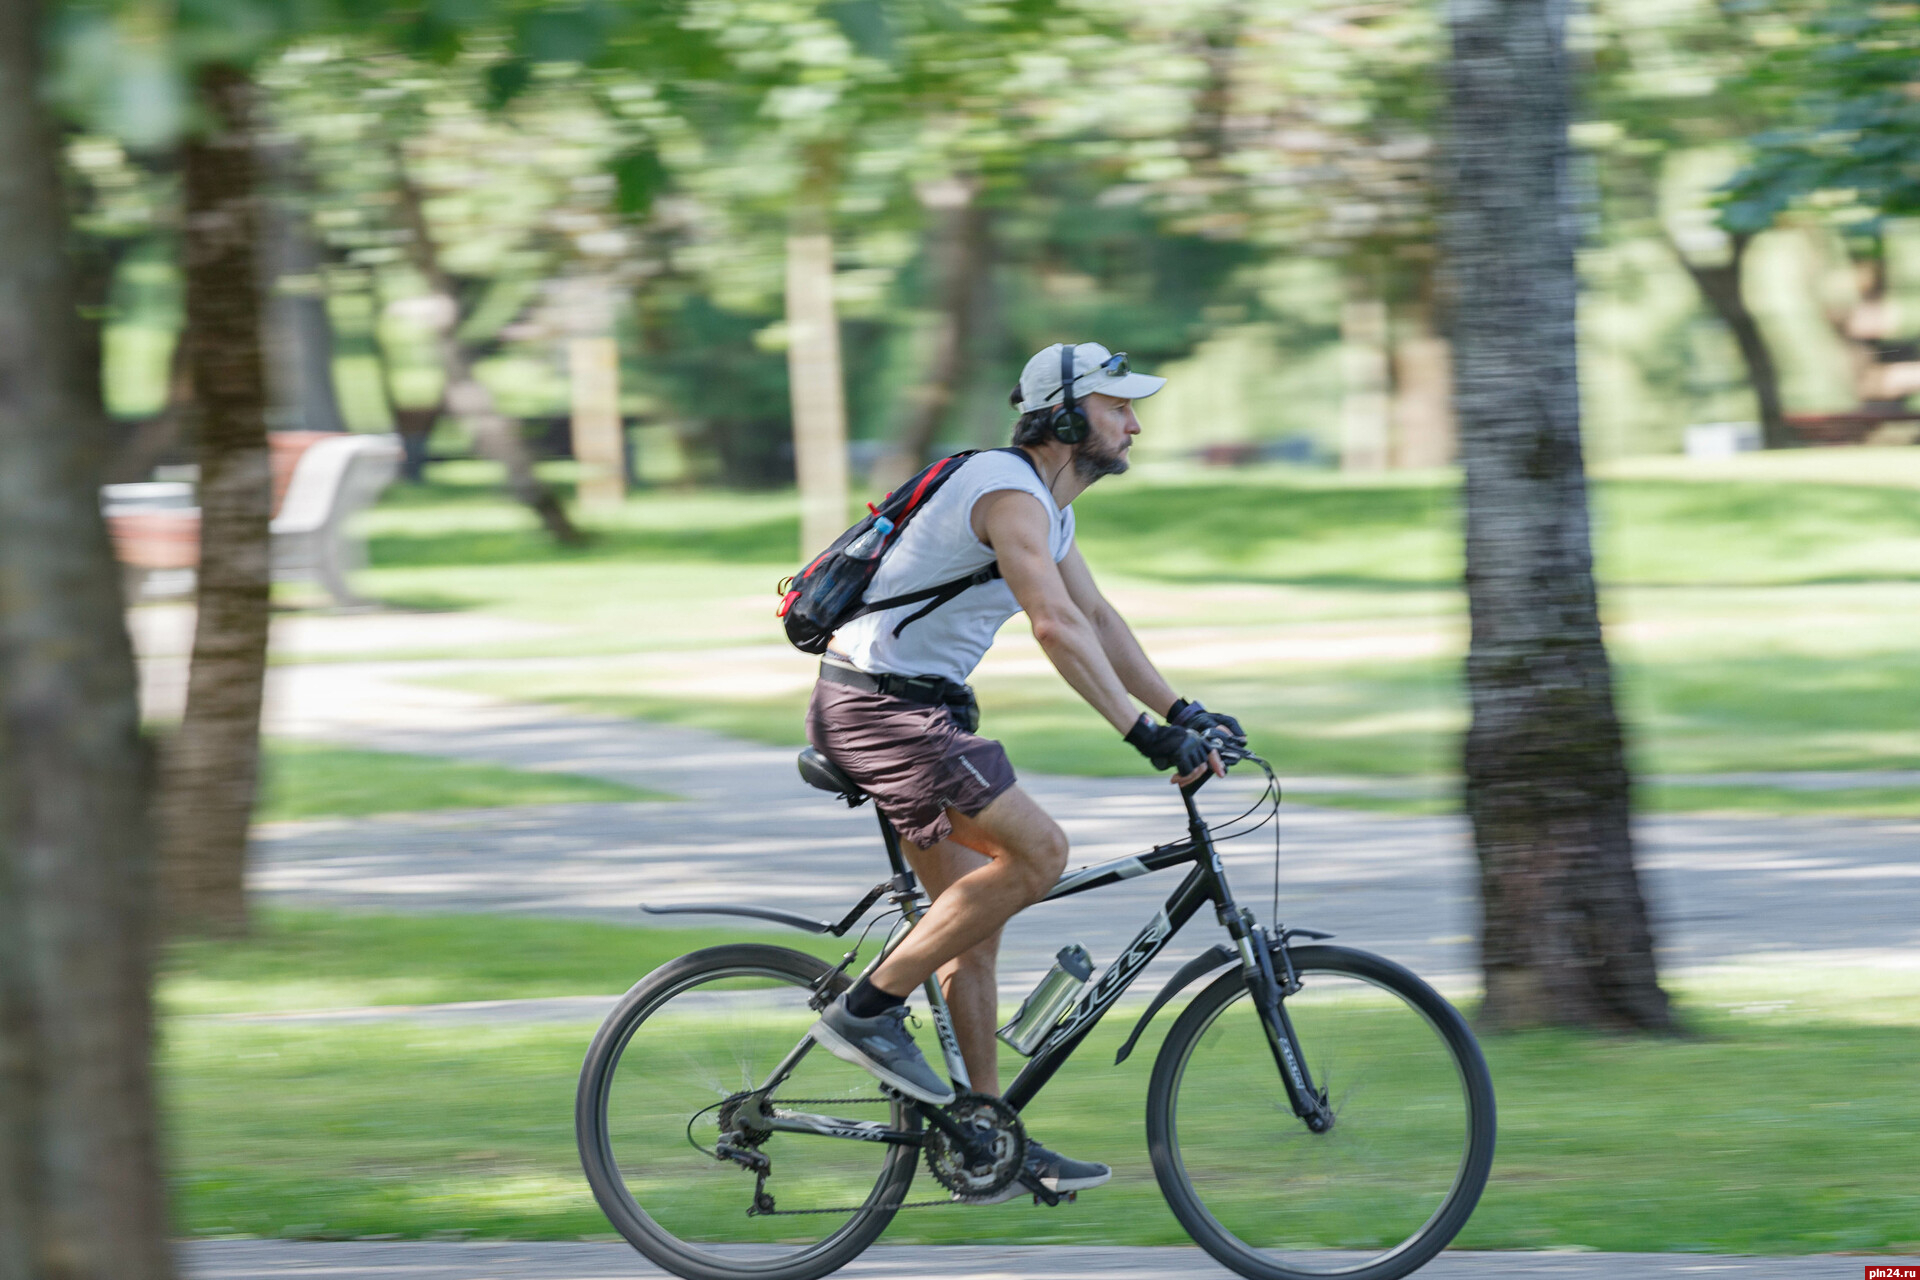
[1721,0,1920,229]
[870,175,987,487]
[685,0,982,546]
[1582,0,1795,447]
[58,135,194,479]
[1444,0,1672,1031]
[157,60,273,936]
[390,150,583,543]
[263,47,601,533]
[258,131,347,434]
[1720,0,1920,413]
[0,0,176,1270]
[1108,0,1452,467]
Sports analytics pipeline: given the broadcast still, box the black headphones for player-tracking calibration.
[1048,342,1090,444]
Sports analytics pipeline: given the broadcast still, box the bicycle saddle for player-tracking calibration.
[797,747,868,808]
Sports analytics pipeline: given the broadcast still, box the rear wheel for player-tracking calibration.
[577,944,919,1280]
[1147,944,1495,1280]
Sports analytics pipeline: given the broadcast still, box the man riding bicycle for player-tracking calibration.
[807,341,1247,1201]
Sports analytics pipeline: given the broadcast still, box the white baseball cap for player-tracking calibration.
[1017,342,1167,413]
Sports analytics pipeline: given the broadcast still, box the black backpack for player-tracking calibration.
[777,449,1038,654]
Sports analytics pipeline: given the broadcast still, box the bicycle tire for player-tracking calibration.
[577,944,920,1280]
[1147,944,1495,1280]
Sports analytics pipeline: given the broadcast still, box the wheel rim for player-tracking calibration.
[593,963,914,1271]
[1165,967,1478,1276]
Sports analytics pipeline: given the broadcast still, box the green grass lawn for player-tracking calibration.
[331,452,1920,813]
[257,740,668,822]
[161,910,1920,1252]
[159,909,842,1016]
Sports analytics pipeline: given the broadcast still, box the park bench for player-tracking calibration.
[1785,407,1920,446]
[106,431,403,607]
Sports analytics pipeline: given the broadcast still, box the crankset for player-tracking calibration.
[923,1092,1026,1202]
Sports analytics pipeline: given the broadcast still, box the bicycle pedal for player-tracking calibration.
[1031,1189,1077,1206]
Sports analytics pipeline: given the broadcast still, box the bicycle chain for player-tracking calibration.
[734,1096,963,1217]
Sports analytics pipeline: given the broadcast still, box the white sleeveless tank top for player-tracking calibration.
[834,450,1074,684]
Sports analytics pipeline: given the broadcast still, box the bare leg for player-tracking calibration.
[871,786,1067,1085]
[897,837,1003,1093]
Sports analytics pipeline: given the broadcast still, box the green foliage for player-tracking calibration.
[1721,0,1920,234]
[47,0,1904,481]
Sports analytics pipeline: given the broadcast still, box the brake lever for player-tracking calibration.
[1201,726,1257,767]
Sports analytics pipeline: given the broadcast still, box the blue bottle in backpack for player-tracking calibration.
[803,517,893,623]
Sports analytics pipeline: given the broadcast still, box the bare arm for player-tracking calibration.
[976,491,1139,734]
[1056,545,1180,717]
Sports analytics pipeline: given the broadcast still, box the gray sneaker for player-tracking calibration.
[963,1139,1112,1205]
[811,995,956,1106]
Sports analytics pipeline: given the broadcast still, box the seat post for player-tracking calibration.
[876,811,912,882]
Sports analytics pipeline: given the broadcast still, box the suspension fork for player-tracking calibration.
[1242,922,1332,1132]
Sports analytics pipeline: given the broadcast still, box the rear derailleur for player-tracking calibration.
[714,1092,778,1215]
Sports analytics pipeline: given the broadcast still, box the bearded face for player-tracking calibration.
[1072,429,1130,482]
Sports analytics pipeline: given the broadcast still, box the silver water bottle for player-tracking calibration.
[996,944,1095,1056]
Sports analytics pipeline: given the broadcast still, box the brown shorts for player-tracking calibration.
[806,679,1018,849]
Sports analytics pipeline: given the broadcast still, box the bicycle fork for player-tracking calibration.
[1237,922,1333,1133]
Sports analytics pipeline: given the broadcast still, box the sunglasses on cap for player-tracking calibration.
[1064,351,1128,392]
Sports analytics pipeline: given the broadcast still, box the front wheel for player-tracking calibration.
[576,944,919,1280]
[1147,944,1495,1280]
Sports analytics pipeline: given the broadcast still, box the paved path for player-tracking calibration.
[183,1240,1916,1279]
[221,659,1920,1005]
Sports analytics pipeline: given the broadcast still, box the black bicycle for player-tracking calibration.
[576,737,1495,1280]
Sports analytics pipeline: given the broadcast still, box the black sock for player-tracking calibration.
[845,975,908,1019]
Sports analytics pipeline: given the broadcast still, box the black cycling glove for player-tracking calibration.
[1124,714,1213,775]
[1168,697,1245,745]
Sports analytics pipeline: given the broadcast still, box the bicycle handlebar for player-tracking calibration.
[1179,725,1265,796]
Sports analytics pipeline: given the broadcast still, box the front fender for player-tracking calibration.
[1111,928,1339,1065]
[1112,944,1234,1065]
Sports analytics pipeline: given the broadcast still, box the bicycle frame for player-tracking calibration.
[738,773,1333,1157]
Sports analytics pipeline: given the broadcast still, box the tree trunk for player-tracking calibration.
[872,177,988,490]
[1339,273,1390,473]
[159,61,275,937]
[369,321,441,482]
[1443,0,1672,1032]
[0,0,178,1272]
[569,335,626,509]
[106,336,194,484]
[787,146,850,558]
[391,155,581,542]
[1668,230,1790,449]
[1390,278,1456,469]
[259,134,345,434]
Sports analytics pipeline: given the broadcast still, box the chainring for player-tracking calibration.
[923,1092,1026,1201]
